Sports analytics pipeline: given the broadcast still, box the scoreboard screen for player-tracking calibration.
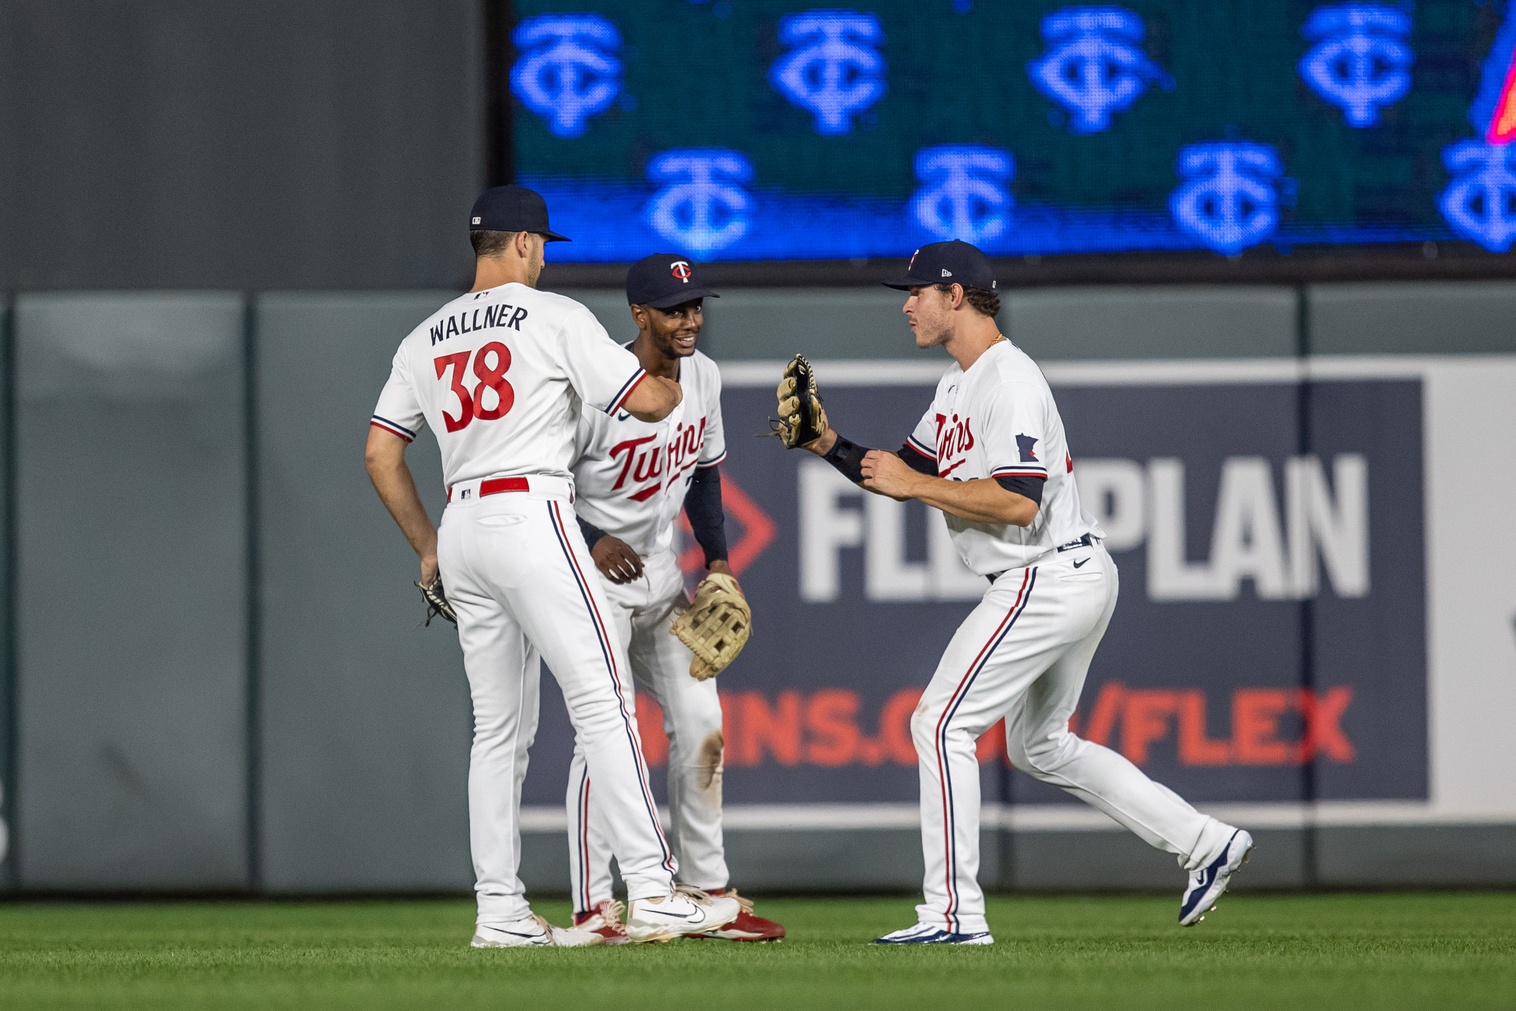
[504,0,1516,263]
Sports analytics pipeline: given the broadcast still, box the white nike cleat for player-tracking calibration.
[471,913,606,948]
[873,922,994,945]
[1179,828,1254,926]
[624,889,741,943]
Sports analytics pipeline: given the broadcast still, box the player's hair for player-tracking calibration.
[470,229,521,259]
[936,283,1000,318]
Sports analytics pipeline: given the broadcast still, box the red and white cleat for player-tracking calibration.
[572,899,630,945]
[695,888,785,942]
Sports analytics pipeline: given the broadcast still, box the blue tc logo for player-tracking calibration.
[910,145,1014,245]
[511,14,622,138]
[1298,4,1413,128]
[1169,142,1284,255]
[769,10,886,135]
[1027,7,1172,134]
[1438,140,1516,252]
[646,149,755,256]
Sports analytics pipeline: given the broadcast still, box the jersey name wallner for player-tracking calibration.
[429,304,529,345]
[609,416,708,502]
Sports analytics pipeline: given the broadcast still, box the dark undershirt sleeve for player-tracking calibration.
[576,514,608,551]
[996,474,1045,505]
[897,442,938,476]
[822,435,871,483]
[683,464,729,565]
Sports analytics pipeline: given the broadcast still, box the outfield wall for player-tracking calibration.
[1,282,1514,894]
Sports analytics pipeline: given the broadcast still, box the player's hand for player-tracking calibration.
[860,450,920,501]
[420,554,440,588]
[591,535,645,584]
[706,559,742,594]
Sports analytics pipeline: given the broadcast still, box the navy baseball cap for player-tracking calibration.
[626,253,721,309]
[469,185,570,242]
[883,240,998,291]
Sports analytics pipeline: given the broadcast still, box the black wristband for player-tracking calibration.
[576,514,608,550]
[823,435,870,483]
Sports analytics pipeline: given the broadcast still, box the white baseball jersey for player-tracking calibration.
[570,349,726,558]
[906,340,1101,577]
[371,283,648,488]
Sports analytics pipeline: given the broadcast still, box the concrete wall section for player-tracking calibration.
[1009,286,1299,360]
[3,1,482,291]
[14,293,250,890]
[254,292,473,893]
[1309,282,1516,355]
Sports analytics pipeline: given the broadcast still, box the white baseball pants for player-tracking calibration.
[436,480,677,926]
[913,543,1233,934]
[567,549,729,913]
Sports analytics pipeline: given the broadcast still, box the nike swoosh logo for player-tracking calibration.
[1073,558,1089,568]
[616,412,631,421]
[637,907,703,922]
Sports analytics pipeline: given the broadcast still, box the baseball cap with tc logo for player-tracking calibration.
[625,253,721,308]
[883,239,998,291]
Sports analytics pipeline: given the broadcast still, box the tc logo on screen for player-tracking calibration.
[1439,1,1516,251]
[1439,141,1516,252]
[646,148,755,256]
[1298,4,1413,128]
[911,145,1014,245]
[1170,141,1284,255]
[511,14,622,138]
[1028,6,1172,134]
[770,10,886,135]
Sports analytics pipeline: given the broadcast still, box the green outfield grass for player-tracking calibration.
[0,893,1512,1009]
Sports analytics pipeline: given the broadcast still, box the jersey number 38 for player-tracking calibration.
[434,341,515,433]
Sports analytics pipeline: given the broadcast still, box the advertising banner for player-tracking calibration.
[523,374,1425,813]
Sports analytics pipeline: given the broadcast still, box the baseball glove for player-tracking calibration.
[416,578,458,628]
[772,354,828,449]
[670,573,752,681]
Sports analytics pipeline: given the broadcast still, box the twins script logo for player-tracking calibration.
[934,413,976,478]
[1027,6,1172,134]
[510,14,622,138]
[608,417,709,502]
[911,145,1014,244]
[1169,141,1284,255]
[1298,4,1413,128]
[769,10,886,135]
[647,148,754,256]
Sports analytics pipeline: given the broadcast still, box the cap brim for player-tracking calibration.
[882,276,928,290]
[540,230,571,243]
[642,288,720,309]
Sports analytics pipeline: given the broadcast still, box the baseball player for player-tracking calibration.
[774,240,1253,945]
[562,254,784,943]
[365,186,739,947]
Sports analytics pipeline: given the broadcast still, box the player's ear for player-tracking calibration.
[630,303,649,329]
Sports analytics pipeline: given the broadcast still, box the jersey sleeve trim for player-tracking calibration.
[991,464,1047,478]
[696,450,728,469]
[370,415,417,442]
[905,435,935,459]
[606,368,648,415]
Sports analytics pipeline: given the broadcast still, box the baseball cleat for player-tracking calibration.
[872,922,994,945]
[1179,828,1254,926]
[693,888,785,942]
[471,913,606,948]
[573,899,630,945]
[624,889,741,943]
